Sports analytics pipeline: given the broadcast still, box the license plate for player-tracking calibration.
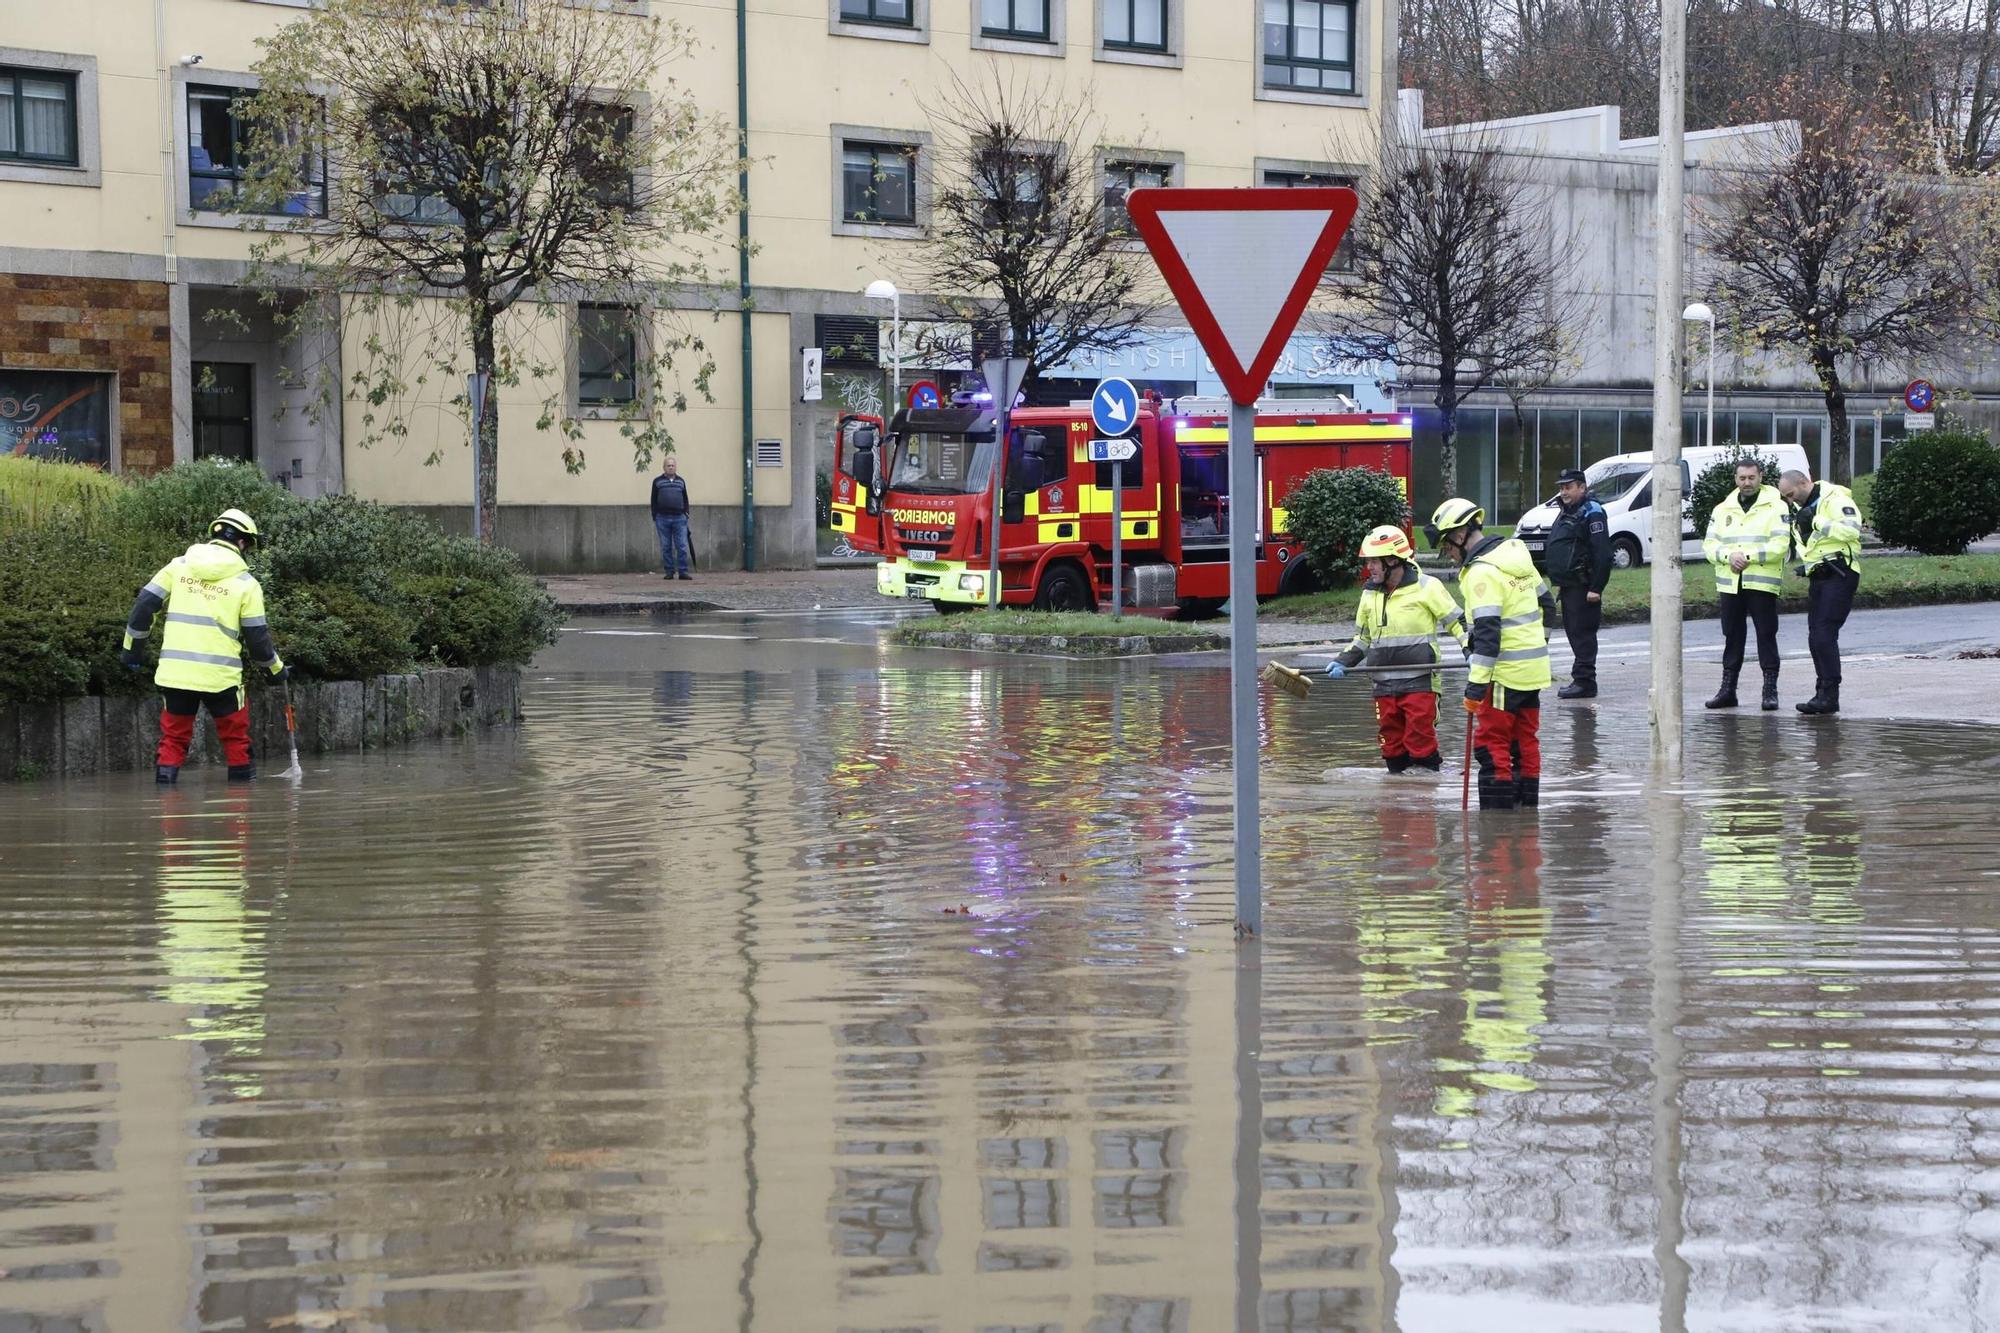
[907,549,936,563]
[904,587,929,599]
[1520,537,1544,551]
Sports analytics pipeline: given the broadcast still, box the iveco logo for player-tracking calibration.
[900,529,944,543]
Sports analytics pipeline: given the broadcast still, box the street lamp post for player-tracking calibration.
[865,280,901,407]
[1683,302,1715,450]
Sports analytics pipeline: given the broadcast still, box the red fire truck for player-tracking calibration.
[828,413,887,555]
[868,395,1413,613]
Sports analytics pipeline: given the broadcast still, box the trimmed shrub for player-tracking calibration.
[1871,428,2000,555]
[394,573,563,668]
[1282,466,1412,585]
[1685,444,1782,540]
[0,456,124,532]
[266,583,419,682]
[111,457,302,541]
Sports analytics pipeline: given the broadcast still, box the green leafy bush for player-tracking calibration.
[1871,428,2000,555]
[394,573,562,667]
[1685,445,1781,539]
[0,456,124,532]
[267,583,418,682]
[1282,467,1412,585]
[110,457,302,541]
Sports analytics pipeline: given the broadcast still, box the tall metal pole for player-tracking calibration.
[1227,399,1261,935]
[735,0,756,571]
[1111,465,1123,621]
[989,391,1007,611]
[1704,316,1715,451]
[1650,0,1688,769]
[890,292,901,407]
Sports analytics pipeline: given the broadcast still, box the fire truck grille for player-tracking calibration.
[896,527,947,545]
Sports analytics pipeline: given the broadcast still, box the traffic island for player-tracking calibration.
[893,611,1225,657]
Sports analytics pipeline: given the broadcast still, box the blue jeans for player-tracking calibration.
[655,513,691,575]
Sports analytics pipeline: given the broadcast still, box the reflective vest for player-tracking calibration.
[1461,536,1554,701]
[140,541,276,693]
[1794,482,1864,573]
[1339,563,1469,697]
[1702,485,1791,596]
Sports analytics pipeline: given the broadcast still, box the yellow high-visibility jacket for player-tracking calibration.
[1793,482,1864,573]
[1703,485,1792,596]
[1335,562,1469,697]
[1461,536,1554,704]
[124,541,284,693]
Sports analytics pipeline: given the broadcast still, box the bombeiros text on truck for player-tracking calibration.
[864,390,1414,613]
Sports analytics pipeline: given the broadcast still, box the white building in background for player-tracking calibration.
[1397,88,2000,524]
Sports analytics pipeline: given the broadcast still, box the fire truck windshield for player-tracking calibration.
[889,432,998,496]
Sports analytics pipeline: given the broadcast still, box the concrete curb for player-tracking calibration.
[3,666,523,783]
[900,629,1227,657]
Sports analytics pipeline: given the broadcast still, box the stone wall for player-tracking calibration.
[0,272,173,473]
[393,503,816,574]
[1,667,522,782]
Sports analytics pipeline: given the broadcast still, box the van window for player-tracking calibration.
[1585,463,1649,504]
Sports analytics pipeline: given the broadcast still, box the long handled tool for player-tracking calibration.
[280,680,303,783]
[1461,709,1475,812]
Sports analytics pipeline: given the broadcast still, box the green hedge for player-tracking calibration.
[0,459,562,705]
[1870,428,2000,555]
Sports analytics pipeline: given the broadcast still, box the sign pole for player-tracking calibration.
[1112,468,1124,622]
[1228,398,1261,937]
[981,357,1028,610]
[1650,0,1687,771]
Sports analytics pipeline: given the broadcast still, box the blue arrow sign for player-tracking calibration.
[1092,376,1140,436]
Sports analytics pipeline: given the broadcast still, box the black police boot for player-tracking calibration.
[1705,671,1739,709]
[226,763,257,782]
[1797,680,1832,715]
[1514,776,1540,808]
[1761,671,1780,711]
[1818,683,1840,715]
[1557,681,1597,700]
[1383,754,1411,774]
[1408,751,1443,773]
[155,764,179,785]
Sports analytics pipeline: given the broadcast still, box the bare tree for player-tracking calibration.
[1706,91,1975,480]
[236,0,739,541]
[906,69,1148,390]
[1337,129,1576,497]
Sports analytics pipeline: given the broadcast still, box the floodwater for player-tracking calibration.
[5,604,2000,1331]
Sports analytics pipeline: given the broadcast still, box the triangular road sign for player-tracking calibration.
[1126,187,1359,406]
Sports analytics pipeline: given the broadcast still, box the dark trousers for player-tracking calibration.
[654,513,691,575]
[1717,589,1781,679]
[1807,565,1859,685]
[1558,584,1600,685]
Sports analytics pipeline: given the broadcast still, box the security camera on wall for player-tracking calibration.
[180,54,203,66]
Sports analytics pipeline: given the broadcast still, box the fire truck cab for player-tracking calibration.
[873,395,1413,613]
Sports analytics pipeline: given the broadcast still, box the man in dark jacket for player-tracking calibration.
[1543,467,1613,699]
[650,457,692,580]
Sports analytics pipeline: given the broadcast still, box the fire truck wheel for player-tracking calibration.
[1277,558,1327,599]
[1176,597,1225,621]
[1034,563,1095,613]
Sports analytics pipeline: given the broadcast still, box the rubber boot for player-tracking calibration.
[156,764,179,785]
[227,763,258,782]
[1797,680,1833,715]
[1761,671,1780,711]
[1704,671,1739,709]
[1477,764,1517,810]
[1407,751,1443,773]
[1383,754,1411,774]
[1514,777,1540,808]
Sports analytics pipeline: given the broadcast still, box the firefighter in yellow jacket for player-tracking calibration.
[120,508,289,784]
[1428,498,1555,810]
[1324,525,1469,773]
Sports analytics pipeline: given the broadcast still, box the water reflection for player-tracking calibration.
[0,631,1998,1329]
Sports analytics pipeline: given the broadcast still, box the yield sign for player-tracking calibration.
[1126,187,1359,405]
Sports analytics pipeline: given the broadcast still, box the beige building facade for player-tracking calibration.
[0,0,1395,570]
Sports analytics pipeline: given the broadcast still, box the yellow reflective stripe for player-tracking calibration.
[1500,611,1541,628]
[1173,423,1410,444]
[1469,653,1498,669]
[1497,645,1548,662]
[160,649,242,668]
[1740,573,1782,591]
[166,611,241,640]
[1467,601,1501,617]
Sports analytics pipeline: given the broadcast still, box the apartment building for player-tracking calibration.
[0,0,1395,570]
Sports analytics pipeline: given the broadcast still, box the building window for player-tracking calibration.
[0,68,78,166]
[980,152,1049,229]
[577,102,635,209]
[579,305,639,406]
[187,85,327,217]
[1262,0,1356,93]
[982,0,1050,38]
[841,0,914,23]
[1102,0,1166,48]
[1262,167,1355,270]
[1103,160,1170,234]
[842,141,917,225]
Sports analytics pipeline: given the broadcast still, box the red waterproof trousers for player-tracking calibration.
[1375,691,1440,762]
[1472,701,1541,781]
[158,687,251,768]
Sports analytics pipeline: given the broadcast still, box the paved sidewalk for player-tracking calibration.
[545,567,881,613]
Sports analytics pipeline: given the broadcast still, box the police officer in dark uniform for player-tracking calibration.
[1543,467,1613,699]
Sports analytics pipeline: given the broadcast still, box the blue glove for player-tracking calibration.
[1323,662,1347,680]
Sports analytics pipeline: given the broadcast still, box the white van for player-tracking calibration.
[1514,444,1811,569]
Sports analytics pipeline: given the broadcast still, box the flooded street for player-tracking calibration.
[5,603,2000,1330]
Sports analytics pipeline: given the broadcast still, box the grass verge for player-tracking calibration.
[892,609,1220,645]
[1266,553,2000,625]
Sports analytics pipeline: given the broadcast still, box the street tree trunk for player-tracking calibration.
[1434,361,1461,501]
[1811,346,1850,483]
[472,307,500,545]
